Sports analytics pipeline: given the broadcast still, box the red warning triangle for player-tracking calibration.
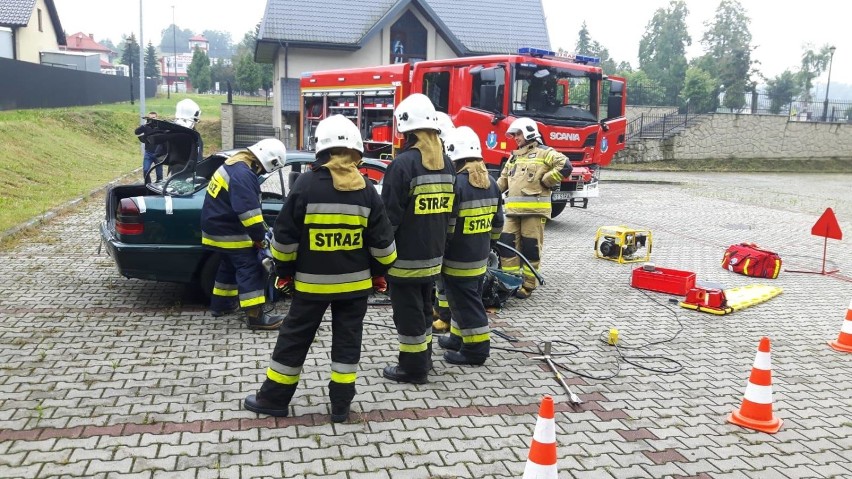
[812,208,842,240]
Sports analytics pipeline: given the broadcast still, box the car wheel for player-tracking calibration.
[550,202,567,219]
[197,252,221,300]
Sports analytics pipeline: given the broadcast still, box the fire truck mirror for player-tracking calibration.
[606,80,624,120]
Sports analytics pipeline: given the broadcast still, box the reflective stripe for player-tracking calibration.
[212,281,238,297]
[458,205,498,217]
[463,332,490,344]
[270,238,298,261]
[753,351,771,371]
[443,258,488,277]
[505,196,550,207]
[412,183,454,195]
[743,383,773,404]
[393,258,443,269]
[270,360,302,376]
[217,167,231,187]
[239,208,264,227]
[330,362,358,384]
[410,174,455,188]
[370,241,398,265]
[437,298,449,308]
[490,232,501,240]
[398,333,432,353]
[266,367,299,385]
[305,213,367,227]
[307,203,371,217]
[239,289,265,307]
[459,198,499,210]
[331,371,357,384]
[389,264,442,278]
[295,269,372,294]
[296,270,371,284]
[202,233,253,249]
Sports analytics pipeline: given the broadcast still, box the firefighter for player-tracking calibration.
[497,118,570,298]
[381,93,456,384]
[200,138,287,330]
[432,111,457,334]
[437,126,504,365]
[244,115,396,422]
[174,98,201,129]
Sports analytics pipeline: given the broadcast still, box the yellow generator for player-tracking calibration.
[594,226,652,263]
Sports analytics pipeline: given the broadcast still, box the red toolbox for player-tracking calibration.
[631,265,696,296]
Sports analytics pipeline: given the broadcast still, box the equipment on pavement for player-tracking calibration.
[727,337,783,433]
[531,341,582,405]
[722,243,782,279]
[679,284,782,315]
[595,226,652,264]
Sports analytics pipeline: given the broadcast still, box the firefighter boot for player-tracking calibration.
[438,334,461,351]
[514,286,532,299]
[444,350,487,366]
[382,365,428,385]
[244,306,284,331]
[244,394,289,417]
[432,318,450,333]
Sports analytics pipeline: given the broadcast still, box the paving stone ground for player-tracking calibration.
[0,170,850,478]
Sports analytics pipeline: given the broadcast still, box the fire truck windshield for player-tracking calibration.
[511,64,597,124]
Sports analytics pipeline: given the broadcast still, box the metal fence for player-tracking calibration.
[230,94,272,106]
[233,124,281,148]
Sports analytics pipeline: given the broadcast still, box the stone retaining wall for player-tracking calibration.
[617,113,852,162]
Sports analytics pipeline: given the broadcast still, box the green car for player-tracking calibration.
[99,119,388,297]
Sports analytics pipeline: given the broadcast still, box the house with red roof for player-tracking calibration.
[62,32,116,71]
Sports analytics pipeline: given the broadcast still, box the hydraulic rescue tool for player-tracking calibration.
[531,341,582,406]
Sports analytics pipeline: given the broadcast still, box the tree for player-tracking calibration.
[235,52,261,94]
[680,67,717,113]
[797,44,833,102]
[202,30,234,59]
[622,70,667,106]
[159,25,194,54]
[144,41,159,79]
[188,47,212,92]
[211,58,235,93]
[101,38,117,54]
[638,0,691,103]
[575,22,592,55]
[120,33,141,79]
[616,61,633,73]
[699,0,755,111]
[765,70,802,114]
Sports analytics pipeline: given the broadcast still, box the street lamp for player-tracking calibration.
[172,5,178,95]
[822,46,836,122]
[166,57,171,99]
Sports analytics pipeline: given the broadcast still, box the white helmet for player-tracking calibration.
[435,111,455,141]
[394,93,439,133]
[175,99,201,128]
[248,138,287,173]
[506,117,540,142]
[314,114,364,155]
[444,126,482,162]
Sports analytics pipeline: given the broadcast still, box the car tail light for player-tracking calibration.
[116,198,144,235]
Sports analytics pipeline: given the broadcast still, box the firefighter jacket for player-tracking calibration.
[497,141,570,217]
[442,164,504,278]
[381,142,456,283]
[270,161,397,301]
[201,152,266,252]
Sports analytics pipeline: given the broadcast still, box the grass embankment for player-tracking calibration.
[0,94,223,235]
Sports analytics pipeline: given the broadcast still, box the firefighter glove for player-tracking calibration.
[372,276,388,293]
[275,276,294,294]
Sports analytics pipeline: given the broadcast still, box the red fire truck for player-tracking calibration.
[299,47,627,218]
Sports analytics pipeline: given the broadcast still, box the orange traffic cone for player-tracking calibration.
[523,395,557,479]
[828,299,852,353]
[727,337,783,433]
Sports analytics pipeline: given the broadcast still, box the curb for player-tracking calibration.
[602,179,684,185]
[0,168,143,242]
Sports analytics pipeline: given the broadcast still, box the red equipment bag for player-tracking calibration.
[722,243,782,279]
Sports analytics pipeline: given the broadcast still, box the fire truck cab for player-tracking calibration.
[299,48,627,218]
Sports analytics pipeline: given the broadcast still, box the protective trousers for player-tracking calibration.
[443,275,490,361]
[258,295,367,408]
[210,251,267,312]
[498,215,545,291]
[434,277,452,322]
[389,282,433,376]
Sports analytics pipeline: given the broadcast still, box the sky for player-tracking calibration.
[54,0,851,87]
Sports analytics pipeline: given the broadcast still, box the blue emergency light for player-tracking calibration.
[518,47,555,58]
[574,55,601,65]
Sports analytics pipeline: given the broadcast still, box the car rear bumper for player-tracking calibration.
[99,221,205,284]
